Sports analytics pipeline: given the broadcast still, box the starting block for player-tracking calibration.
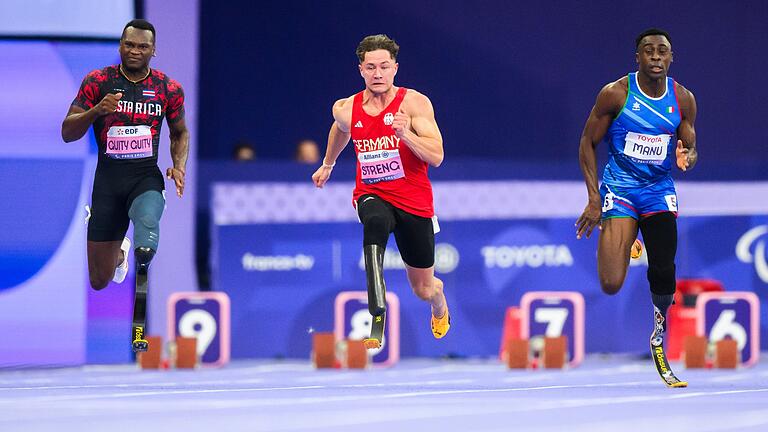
[137,335,199,370]
[715,339,739,369]
[682,335,741,369]
[312,332,337,369]
[541,336,568,369]
[174,336,198,369]
[344,340,368,369]
[505,338,529,369]
[137,335,163,369]
[500,292,584,369]
[504,336,569,369]
[682,335,708,368]
[311,333,369,369]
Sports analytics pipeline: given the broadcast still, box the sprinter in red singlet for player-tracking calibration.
[312,35,449,348]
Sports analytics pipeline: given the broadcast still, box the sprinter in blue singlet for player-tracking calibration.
[574,28,698,387]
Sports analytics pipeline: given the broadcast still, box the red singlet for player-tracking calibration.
[351,87,434,217]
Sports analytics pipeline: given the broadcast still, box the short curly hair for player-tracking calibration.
[356,34,399,63]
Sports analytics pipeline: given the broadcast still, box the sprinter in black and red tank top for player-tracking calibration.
[312,34,450,348]
[62,19,189,352]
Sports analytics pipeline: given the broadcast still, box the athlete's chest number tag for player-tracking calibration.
[623,132,670,164]
[106,125,153,159]
[358,149,405,184]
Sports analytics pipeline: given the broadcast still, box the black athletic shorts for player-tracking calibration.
[87,166,164,241]
[356,193,435,268]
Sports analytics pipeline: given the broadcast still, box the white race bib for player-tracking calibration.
[623,132,670,164]
[358,149,405,184]
[106,125,153,160]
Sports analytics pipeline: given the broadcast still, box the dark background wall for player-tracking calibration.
[199,0,767,171]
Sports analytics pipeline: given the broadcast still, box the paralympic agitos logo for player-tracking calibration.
[736,225,768,283]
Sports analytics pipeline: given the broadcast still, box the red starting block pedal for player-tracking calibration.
[682,335,708,369]
[345,340,368,369]
[714,339,739,369]
[175,336,197,369]
[312,332,337,369]
[541,336,568,369]
[137,336,163,369]
[504,338,529,369]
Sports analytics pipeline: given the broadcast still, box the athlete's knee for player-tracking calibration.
[362,214,391,247]
[130,192,163,224]
[599,275,623,295]
[129,191,164,250]
[89,273,110,290]
[648,262,676,295]
[410,276,438,301]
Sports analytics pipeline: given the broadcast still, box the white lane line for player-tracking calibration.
[2,383,768,425]
[337,379,474,388]
[3,379,765,406]
[0,378,265,391]
[0,385,326,404]
[0,380,473,402]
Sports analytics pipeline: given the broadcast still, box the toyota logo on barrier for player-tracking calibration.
[736,225,768,283]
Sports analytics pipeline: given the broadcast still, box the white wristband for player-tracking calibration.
[322,161,336,169]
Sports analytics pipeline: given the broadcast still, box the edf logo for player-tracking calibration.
[736,225,768,283]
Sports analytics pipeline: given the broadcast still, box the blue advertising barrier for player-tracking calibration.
[211,181,768,359]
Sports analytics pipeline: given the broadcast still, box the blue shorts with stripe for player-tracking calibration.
[600,176,678,220]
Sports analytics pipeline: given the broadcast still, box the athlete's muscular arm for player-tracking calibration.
[393,92,444,167]
[575,80,626,239]
[166,117,189,198]
[312,97,353,188]
[675,83,698,171]
[61,93,123,142]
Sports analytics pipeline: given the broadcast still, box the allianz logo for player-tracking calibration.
[242,253,314,271]
[357,243,459,274]
[481,244,573,268]
[736,225,768,283]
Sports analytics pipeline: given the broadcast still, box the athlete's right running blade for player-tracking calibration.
[650,318,687,388]
[131,267,149,353]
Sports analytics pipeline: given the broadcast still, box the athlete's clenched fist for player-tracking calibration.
[95,92,123,116]
[392,108,411,138]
